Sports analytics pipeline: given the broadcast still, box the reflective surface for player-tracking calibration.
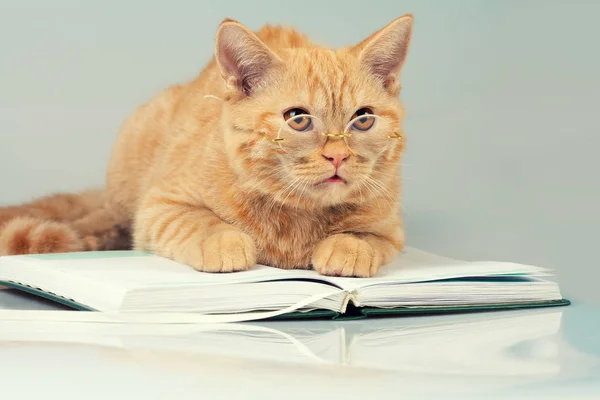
[1,289,599,399]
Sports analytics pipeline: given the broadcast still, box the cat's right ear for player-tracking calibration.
[215,19,282,96]
[353,14,414,96]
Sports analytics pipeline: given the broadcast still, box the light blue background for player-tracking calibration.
[0,1,598,303]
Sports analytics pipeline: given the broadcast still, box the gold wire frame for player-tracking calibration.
[198,94,402,143]
[261,114,403,144]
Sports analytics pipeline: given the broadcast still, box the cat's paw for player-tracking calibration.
[0,217,84,255]
[311,234,380,277]
[195,230,257,273]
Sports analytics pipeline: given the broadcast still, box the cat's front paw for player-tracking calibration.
[311,234,380,277]
[195,230,257,273]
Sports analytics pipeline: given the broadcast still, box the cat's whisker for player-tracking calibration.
[277,178,305,217]
[371,171,401,179]
[364,177,397,212]
[360,179,382,214]
[374,161,414,167]
[246,170,287,192]
[293,177,309,199]
[371,181,398,205]
[357,183,366,205]
[294,178,311,210]
[265,176,300,217]
[359,178,375,197]
[368,177,394,202]
[277,177,301,203]
[368,175,396,193]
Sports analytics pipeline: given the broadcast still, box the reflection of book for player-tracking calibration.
[0,247,568,322]
[0,307,564,377]
[345,311,563,376]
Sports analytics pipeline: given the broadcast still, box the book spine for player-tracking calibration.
[340,290,360,313]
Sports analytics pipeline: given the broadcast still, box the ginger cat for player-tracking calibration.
[0,190,130,255]
[105,14,414,277]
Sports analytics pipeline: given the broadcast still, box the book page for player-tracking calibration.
[0,247,551,295]
[0,251,333,291]
[321,247,551,291]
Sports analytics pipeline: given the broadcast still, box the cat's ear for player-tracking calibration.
[215,19,282,96]
[354,14,414,95]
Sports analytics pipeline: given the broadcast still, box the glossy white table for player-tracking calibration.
[1,289,598,399]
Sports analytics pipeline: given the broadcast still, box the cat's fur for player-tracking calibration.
[103,15,414,277]
[0,190,131,255]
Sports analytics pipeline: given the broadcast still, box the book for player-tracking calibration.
[0,247,569,323]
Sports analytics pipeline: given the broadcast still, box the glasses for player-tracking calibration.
[261,114,402,150]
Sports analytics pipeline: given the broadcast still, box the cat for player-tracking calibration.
[0,190,131,256]
[104,14,414,277]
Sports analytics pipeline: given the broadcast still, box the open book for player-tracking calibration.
[0,247,568,323]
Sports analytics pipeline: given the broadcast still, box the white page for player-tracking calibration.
[0,252,329,291]
[0,247,551,294]
[321,247,552,291]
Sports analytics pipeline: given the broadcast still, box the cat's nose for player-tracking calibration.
[322,151,349,169]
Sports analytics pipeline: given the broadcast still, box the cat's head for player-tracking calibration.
[215,15,413,208]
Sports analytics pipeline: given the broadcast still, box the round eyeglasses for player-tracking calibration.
[261,113,402,150]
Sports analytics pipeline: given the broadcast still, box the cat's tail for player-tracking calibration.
[0,191,132,256]
[0,216,84,255]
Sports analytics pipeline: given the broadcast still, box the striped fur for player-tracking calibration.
[0,191,131,256]
[105,15,414,276]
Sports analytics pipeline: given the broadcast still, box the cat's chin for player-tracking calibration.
[310,177,355,204]
[317,175,347,185]
[314,178,348,189]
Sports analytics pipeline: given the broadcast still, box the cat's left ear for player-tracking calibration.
[215,19,283,96]
[354,14,414,95]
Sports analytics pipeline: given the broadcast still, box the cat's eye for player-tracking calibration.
[351,108,376,131]
[267,110,401,148]
[283,108,312,132]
